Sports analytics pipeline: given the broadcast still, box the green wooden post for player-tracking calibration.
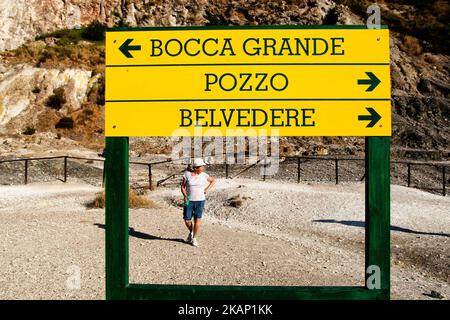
[365,137,390,299]
[105,137,129,300]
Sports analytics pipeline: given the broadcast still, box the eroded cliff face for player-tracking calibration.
[0,64,96,127]
[0,0,347,52]
[1,0,102,51]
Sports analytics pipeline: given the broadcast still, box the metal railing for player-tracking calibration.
[0,154,448,196]
[0,155,157,189]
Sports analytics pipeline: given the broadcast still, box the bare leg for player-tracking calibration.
[184,220,193,232]
[193,218,201,238]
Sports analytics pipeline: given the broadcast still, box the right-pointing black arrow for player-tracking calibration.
[119,38,141,58]
[358,107,381,128]
[357,72,381,92]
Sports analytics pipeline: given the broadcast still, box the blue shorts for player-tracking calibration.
[183,200,205,220]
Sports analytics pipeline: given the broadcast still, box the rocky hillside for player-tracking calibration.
[0,0,448,160]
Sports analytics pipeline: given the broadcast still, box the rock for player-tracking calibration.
[417,78,433,94]
[314,145,328,156]
[428,290,444,299]
[44,37,58,47]
[0,0,343,52]
[0,64,96,131]
[226,195,244,208]
[0,0,101,51]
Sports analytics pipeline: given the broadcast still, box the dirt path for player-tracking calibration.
[0,180,448,300]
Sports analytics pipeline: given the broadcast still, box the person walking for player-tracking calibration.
[181,158,216,247]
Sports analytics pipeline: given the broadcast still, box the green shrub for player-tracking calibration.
[86,189,156,209]
[81,21,106,42]
[55,117,74,129]
[37,50,54,64]
[46,87,66,110]
[401,35,423,56]
[36,21,106,45]
[96,76,105,105]
[84,108,94,116]
[37,28,83,44]
[22,126,36,135]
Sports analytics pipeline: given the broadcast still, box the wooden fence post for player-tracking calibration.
[335,158,339,184]
[64,156,68,183]
[263,157,267,181]
[407,163,411,187]
[102,160,106,188]
[24,159,29,184]
[442,166,446,196]
[148,164,153,190]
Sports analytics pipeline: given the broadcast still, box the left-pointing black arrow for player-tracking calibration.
[119,38,141,58]
[358,107,381,128]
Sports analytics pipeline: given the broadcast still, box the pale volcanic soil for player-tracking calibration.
[0,178,449,300]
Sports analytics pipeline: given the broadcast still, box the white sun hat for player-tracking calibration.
[193,158,207,167]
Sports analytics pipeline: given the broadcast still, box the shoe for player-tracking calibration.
[191,238,198,247]
[186,232,193,243]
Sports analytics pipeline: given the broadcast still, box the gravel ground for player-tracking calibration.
[0,179,449,300]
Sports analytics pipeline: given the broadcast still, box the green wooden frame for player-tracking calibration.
[105,24,390,300]
[105,136,390,300]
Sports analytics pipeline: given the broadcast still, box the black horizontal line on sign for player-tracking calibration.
[106,63,390,68]
[106,98,391,102]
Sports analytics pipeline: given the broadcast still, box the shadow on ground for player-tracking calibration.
[94,223,186,243]
[313,219,450,238]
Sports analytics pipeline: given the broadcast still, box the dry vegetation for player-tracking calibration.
[2,42,105,72]
[335,0,449,54]
[0,22,107,148]
[1,21,106,72]
[86,188,157,209]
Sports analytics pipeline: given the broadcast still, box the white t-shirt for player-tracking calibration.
[183,171,210,201]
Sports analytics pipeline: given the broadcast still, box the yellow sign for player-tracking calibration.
[105,26,391,137]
